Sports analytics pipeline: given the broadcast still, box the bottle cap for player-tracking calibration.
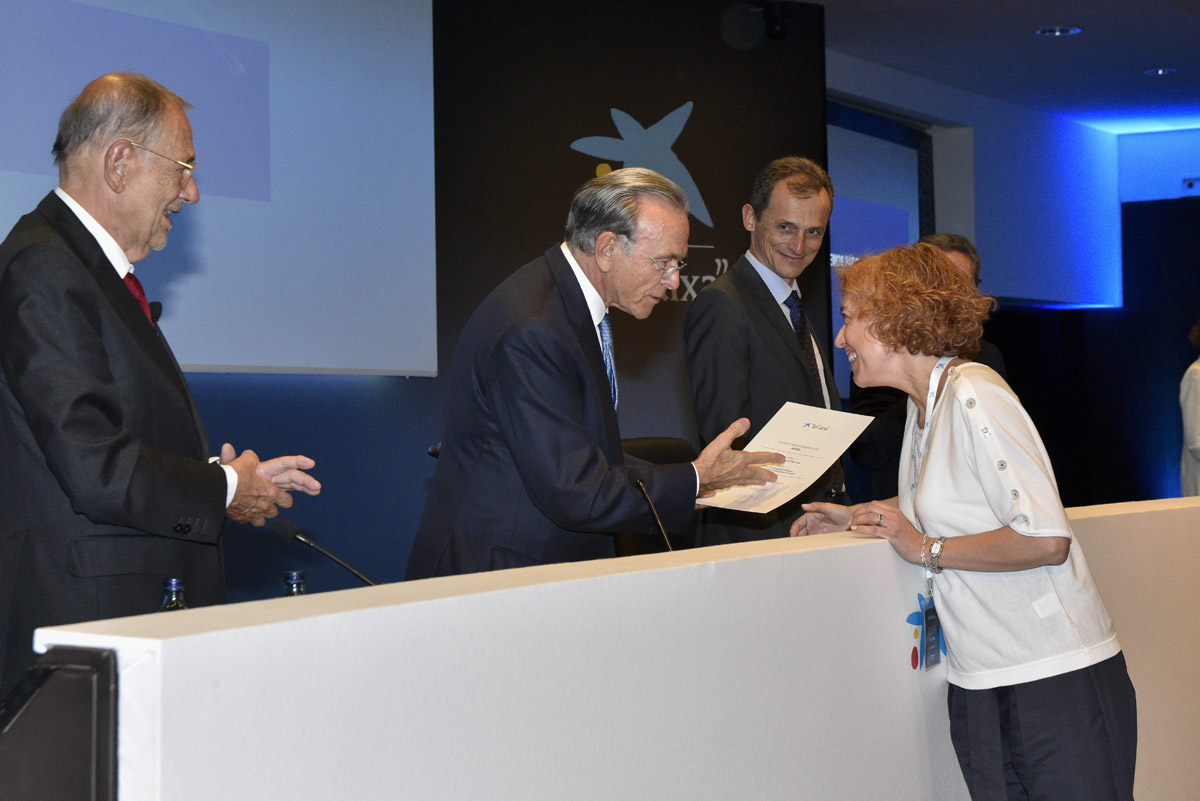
[164,577,185,591]
[285,570,306,582]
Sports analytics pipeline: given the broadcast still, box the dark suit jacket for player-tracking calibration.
[405,245,697,579]
[683,256,843,544]
[0,192,227,695]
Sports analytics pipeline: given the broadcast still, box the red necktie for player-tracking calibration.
[123,272,154,326]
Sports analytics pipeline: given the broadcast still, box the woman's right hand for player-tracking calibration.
[790,502,856,536]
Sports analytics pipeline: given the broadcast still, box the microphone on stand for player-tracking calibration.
[272,519,377,586]
[633,479,673,552]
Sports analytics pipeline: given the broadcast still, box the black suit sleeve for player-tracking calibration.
[488,319,696,533]
[975,339,1007,381]
[846,379,908,473]
[684,285,753,450]
[0,243,227,540]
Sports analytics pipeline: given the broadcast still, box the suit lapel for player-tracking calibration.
[543,246,623,462]
[731,257,810,368]
[37,193,208,450]
[153,324,211,454]
[731,256,840,408]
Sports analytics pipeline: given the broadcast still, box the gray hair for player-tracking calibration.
[565,167,689,255]
[52,73,191,165]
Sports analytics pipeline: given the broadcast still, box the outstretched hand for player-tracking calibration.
[692,418,785,496]
[790,502,854,537]
[257,454,322,494]
[220,443,320,527]
[791,498,924,564]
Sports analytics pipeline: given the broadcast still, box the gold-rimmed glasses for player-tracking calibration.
[623,236,686,280]
[130,141,195,184]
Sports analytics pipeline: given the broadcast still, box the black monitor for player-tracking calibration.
[0,646,117,800]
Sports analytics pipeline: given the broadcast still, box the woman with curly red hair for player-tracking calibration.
[794,242,1136,800]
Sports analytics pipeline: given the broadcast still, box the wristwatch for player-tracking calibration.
[929,537,947,574]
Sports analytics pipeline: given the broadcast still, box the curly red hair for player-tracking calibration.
[839,242,995,359]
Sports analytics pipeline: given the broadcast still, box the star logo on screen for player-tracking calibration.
[570,102,713,228]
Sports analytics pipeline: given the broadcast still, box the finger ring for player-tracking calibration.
[876,513,885,526]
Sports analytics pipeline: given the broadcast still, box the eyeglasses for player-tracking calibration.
[130,141,195,183]
[624,237,686,280]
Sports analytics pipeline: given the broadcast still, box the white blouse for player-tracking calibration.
[1181,358,1200,497]
[898,362,1120,690]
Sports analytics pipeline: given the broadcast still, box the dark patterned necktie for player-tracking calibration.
[783,291,821,384]
[599,313,617,409]
[123,272,155,326]
[783,290,845,495]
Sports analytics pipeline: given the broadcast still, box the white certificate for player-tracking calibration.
[696,402,872,514]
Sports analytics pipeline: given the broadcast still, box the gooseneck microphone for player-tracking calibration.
[633,479,673,552]
[272,519,377,586]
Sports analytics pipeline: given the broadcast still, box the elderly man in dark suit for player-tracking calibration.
[684,157,846,545]
[405,168,783,579]
[0,73,320,697]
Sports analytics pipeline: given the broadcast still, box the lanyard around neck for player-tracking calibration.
[914,355,958,609]
[909,355,958,498]
[922,356,957,429]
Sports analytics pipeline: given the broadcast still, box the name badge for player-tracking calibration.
[923,605,941,670]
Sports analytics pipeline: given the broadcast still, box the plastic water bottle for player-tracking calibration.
[283,570,307,596]
[158,578,188,611]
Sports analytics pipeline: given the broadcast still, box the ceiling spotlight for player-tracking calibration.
[1035,26,1082,37]
[1144,67,1178,76]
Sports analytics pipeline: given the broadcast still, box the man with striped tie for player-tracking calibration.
[406,168,781,578]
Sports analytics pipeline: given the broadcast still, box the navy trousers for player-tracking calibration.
[947,652,1137,801]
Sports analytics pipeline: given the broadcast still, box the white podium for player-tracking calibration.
[34,497,1200,800]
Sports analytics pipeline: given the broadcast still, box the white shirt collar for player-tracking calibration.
[560,241,608,329]
[744,249,798,306]
[54,187,135,279]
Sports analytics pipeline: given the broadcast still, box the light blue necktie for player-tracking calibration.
[598,313,618,409]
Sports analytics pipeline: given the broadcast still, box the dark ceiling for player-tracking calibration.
[811,0,1200,132]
